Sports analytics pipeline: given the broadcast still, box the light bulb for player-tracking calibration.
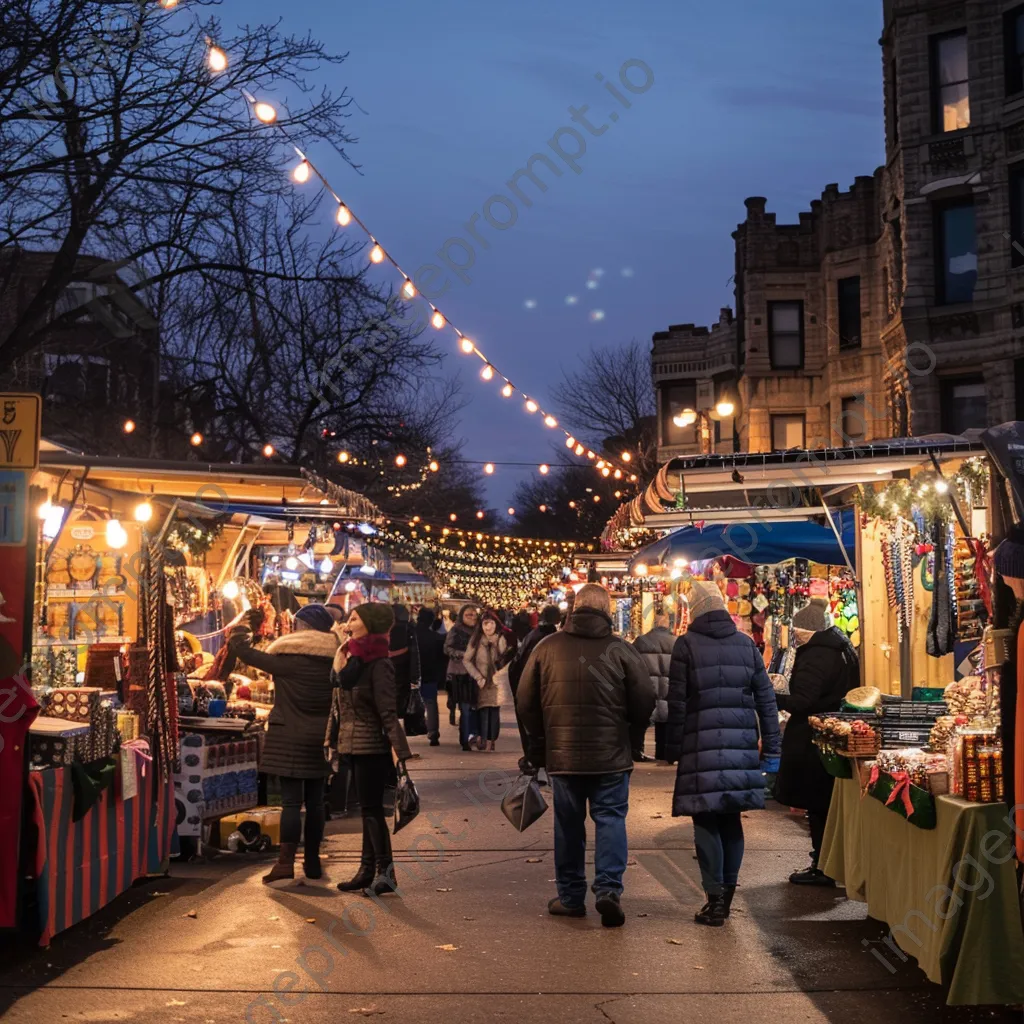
[614,469,622,479]
[501,383,514,398]
[262,443,274,457]
[634,564,647,576]
[597,460,606,469]
[123,419,136,433]
[450,513,457,522]
[459,337,475,354]
[319,557,333,573]
[507,508,515,516]
[630,474,638,482]
[569,501,576,509]
[476,511,485,519]
[285,556,298,570]
[574,444,585,456]
[539,504,547,512]
[159,0,178,7]
[105,519,127,550]
[566,436,576,448]
[525,399,538,413]
[539,464,549,474]
[401,278,416,299]
[369,244,384,263]
[593,495,601,502]
[291,160,311,183]
[134,501,153,523]
[429,461,439,472]
[395,454,407,467]
[431,311,445,329]
[481,364,494,381]
[674,558,688,569]
[484,463,495,474]
[253,101,276,123]
[544,414,557,428]
[715,400,735,417]
[222,580,240,600]
[207,46,228,72]
[674,409,697,428]
[190,432,203,446]
[344,581,357,593]
[587,451,596,460]
[935,479,950,494]
[602,467,611,477]
[336,204,351,226]
[621,452,632,462]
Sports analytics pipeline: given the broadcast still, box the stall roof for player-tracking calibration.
[627,509,858,572]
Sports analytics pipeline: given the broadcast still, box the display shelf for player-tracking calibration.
[46,589,127,600]
[33,635,131,647]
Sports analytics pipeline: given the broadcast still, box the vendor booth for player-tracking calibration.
[601,434,1024,1005]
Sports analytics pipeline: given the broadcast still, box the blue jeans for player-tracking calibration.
[423,694,439,742]
[458,702,478,746]
[476,706,500,741]
[551,771,630,907]
[691,811,745,896]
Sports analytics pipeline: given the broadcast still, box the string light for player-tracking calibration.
[431,311,445,329]
[291,160,310,183]
[190,432,203,446]
[459,337,475,354]
[484,463,495,475]
[253,101,277,124]
[207,45,227,72]
[544,414,557,428]
[429,461,439,472]
[574,444,585,456]
[502,383,514,398]
[507,508,515,516]
[621,452,632,462]
[369,244,384,263]
[336,204,352,226]
[539,464,549,474]
[525,399,538,413]
[566,437,576,448]
[401,279,416,299]
[337,451,350,463]
[262,443,274,457]
[123,419,136,434]
[449,513,458,522]
[481,364,494,381]
[395,454,407,467]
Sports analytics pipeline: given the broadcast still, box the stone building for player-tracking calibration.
[653,0,1024,461]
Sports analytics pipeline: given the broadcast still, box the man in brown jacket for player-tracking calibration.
[516,584,655,927]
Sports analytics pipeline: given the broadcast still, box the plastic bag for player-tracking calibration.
[500,772,549,832]
[393,761,420,833]
[404,688,428,736]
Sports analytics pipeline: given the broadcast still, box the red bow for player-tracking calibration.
[885,771,915,817]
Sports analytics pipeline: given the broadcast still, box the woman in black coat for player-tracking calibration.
[665,582,780,927]
[389,604,420,718]
[227,603,339,885]
[773,599,859,885]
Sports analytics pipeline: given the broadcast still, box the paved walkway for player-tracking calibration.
[1,702,1017,1023]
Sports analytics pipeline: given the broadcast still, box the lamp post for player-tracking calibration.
[672,399,736,454]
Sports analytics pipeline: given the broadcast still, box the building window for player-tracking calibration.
[767,300,804,369]
[931,30,970,132]
[1012,167,1024,268]
[888,58,900,145]
[935,201,977,304]
[840,396,866,444]
[837,277,861,350]
[940,375,986,435]
[662,382,697,445]
[771,414,805,451]
[1006,6,1024,96]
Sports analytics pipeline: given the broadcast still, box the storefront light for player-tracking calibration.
[634,563,648,576]
[222,580,240,599]
[344,581,358,592]
[319,556,333,573]
[39,502,65,540]
[105,519,128,549]
[285,556,299,570]
[133,501,153,523]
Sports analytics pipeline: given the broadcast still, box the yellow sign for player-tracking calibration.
[0,394,41,469]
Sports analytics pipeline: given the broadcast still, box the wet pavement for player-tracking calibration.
[1,703,1019,1023]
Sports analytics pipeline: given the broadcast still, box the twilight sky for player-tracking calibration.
[231,0,885,508]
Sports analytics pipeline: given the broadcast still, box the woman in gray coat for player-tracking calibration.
[227,603,339,885]
[632,612,675,760]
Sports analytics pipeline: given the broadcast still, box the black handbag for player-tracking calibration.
[500,771,549,832]
[404,688,428,736]
[393,761,420,833]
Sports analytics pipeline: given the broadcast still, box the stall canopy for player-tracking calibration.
[628,508,857,572]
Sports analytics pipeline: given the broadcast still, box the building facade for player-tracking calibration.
[654,0,1024,461]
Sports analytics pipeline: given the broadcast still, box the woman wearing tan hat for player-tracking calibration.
[325,603,412,896]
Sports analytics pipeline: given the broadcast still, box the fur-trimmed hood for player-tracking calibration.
[266,630,339,659]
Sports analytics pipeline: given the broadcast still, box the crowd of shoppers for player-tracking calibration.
[234,587,855,923]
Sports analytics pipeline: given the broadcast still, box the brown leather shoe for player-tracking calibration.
[263,842,297,885]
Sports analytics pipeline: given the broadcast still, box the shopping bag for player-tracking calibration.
[393,761,420,833]
[500,771,549,832]
[404,688,428,736]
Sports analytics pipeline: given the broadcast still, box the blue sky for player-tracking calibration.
[227,0,885,506]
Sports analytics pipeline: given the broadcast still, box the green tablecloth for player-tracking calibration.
[821,776,1024,1005]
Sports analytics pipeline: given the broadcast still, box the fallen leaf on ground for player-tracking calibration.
[525,858,541,863]
[667,938,683,945]
[349,1007,384,1016]
[268,915,279,921]
[435,944,459,951]
[463,917,475,921]
[271,945,281,949]
[183,910,197,919]
[693,965,704,969]
[627,858,637,866]
[651,814,664,819]
[150,891,169,897]
[305,918,316,924]
[166,999,187,1006]
[637,913,649,918]
[436,887,453,892]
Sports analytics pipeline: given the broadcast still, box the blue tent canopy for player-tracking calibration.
[628,509,857,572]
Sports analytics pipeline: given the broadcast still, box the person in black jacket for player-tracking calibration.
[508,604,560,765]
[774,598,859,886]
[517,585,654,927]
[227,603,338,885]
[414,608,446,746]
[389,604,420,718]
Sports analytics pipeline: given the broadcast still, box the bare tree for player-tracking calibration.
[511,464,626,542]
[0,0,355,370]
[552,339,658,479]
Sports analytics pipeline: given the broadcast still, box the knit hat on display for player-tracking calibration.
[353,602,395,636]
[293,603,336,633]
[791,597,831,633]
[688,580,726,620]
[994,524,1024,580]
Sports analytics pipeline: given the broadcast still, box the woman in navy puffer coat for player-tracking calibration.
[665,582,780,926]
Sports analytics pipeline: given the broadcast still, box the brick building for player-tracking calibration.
[654,0,1024,461]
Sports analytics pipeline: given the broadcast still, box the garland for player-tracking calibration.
[856,459,988,531]
[166,520,223,558]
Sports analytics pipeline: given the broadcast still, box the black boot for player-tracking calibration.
[363,815,400,897]
[694,892,729,927]
[336,821,375,892]
[722,884,737,916]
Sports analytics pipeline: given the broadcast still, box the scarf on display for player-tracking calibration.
[333,633,390,690]
[927,520,956,657]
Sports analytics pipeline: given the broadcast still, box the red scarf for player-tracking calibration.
[349,633,391,661]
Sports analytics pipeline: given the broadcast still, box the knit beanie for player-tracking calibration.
[792,597,831,632]
[293,603,336,633]
[353,602,395,636]
[994,524,1024,580]
[688,581,726,620]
